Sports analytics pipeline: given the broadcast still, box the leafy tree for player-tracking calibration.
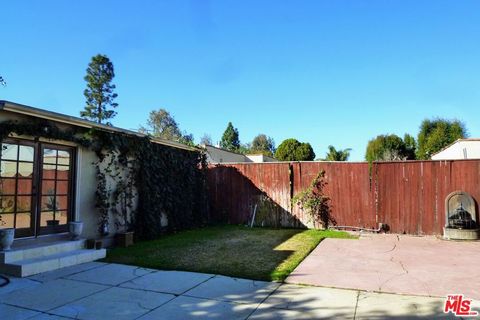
[179,133,195,147]
[140,108,194,146]
[323,145,351,161]
[365,134,414,162]
[199,134,213,146]
[220,122,240,151]
[141,109,182,140]
[250,134,276,157]
[237,143,251,155]
[81,54,118,125]
[416,118,467,159]
[275,138,316,161]
[403,133,416,160]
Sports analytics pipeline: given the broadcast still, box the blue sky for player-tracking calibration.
[2,1,480,161]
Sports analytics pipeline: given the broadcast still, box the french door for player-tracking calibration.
[0,139,75,238]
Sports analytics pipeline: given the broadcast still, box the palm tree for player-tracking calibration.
[323,145,351,161]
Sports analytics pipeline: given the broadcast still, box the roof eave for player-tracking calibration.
[0,100,198,152]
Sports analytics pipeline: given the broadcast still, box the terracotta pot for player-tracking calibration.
[115,231,134,248]
[0,228,15,251]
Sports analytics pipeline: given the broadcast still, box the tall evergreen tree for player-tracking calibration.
[220,122,240,151]
[81,54,118,125]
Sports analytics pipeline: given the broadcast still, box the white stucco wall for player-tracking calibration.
[245,154,276,163]
[431,140,480,160]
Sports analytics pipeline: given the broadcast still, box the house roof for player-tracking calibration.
[430,138,480,157]
[0,100,197,151]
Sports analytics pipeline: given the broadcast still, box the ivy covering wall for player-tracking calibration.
[0,118,209,240]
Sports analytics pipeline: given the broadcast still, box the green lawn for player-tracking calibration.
[104,225,355,281]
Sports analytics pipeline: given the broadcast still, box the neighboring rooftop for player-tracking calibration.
[431,138,480,160]
[202,144,276,163]
[0,100,196,151]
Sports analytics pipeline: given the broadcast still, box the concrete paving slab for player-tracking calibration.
[260,284,356,319]
[120,270,214,295]
[0,303,40,319]
[185,275,280,304]
[248,307,314,320]
[355,291,456,320]
[249,305,339,319]
[50,286,175,320]
[0,278,108,311]
[287,235,480,299]
[28,314,71,319]
[138,295,256,320]
[0,275,40,295]
[28,262,107,283]
[65,263,153,286]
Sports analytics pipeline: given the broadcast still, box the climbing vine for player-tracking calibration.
[292,170,335,229]
[0,119,208,240]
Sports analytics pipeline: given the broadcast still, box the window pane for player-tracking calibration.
[18,163,33,178]
[56,196,68,210]
[40,211,54,227]
[0,178,16,195]
[43,149,57,164]
[56,181,68,195]
[0,196,15,213]
[56,165,70,180]
[42,164,56,180]
[16,212,31,228]
[19,145,34,162]
[1,213,14,228]
[57,150,70,166]
[1,161,17,177]
[41,195,58,211]
[17,179,32,195]
[57,210,68,225]
[42,180,56,195]
[1,144,18,161]
[16,196,31,212]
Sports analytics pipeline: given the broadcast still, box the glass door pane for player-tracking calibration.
[0,141,35,237]
[38,145,73,235]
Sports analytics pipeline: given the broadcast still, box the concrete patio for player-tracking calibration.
[287,234,480,300]
[0,262,461,319]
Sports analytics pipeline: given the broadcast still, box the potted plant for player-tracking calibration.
[0,175,15,251]
[0,216,15,251]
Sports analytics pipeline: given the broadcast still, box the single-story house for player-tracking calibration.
[203,144,276,163]
[0,100,197,276]
[431,139,480,160]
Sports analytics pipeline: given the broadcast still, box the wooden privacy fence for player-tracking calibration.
[206,160,480,235]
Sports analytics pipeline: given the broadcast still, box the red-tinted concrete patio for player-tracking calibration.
[286,234,480,300]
